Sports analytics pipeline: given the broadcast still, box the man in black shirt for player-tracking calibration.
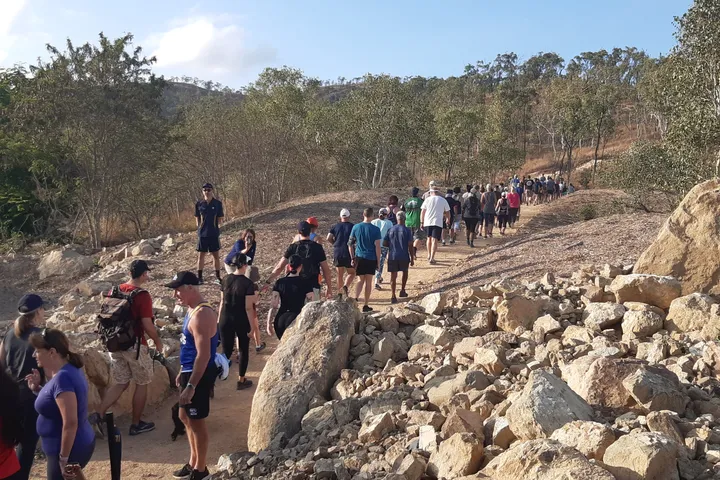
[264,221,333,300]
[195,183,224,284]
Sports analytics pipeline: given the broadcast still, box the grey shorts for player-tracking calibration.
[411,227,427,241]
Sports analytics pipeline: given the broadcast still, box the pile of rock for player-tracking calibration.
[213,267,720,480]
[96,233,187,267]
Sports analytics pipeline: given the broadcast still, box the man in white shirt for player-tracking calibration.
[420,189,450,265]
[371,208,393,289]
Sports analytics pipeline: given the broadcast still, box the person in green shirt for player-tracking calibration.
[402,187,425,259]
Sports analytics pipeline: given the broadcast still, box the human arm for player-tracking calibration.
[245,289,260,339]
[195,203,200,228]
[320,261,333,299]
[141,317,163,355]
[217,201,224,226]
[263,255,290,291]
[267,291,280,336]
[374,239,381,270]
[216,291,225,328]
[179,308,216,405]
[56,390,79,470]
[326,233,336,243]
[0,340,5,370]
[420,208,426,228]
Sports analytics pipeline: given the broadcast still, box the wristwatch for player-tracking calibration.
[186,383,195,390]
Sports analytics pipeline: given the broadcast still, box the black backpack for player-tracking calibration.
[292,241,320,279]
[466,195,480,216]
[96,286,143,356]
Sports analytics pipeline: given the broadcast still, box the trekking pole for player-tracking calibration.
[105,412,122,480]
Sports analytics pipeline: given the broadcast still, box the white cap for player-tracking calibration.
[379,207,389,215]
[340,208,350,218]
[429,180,437,187]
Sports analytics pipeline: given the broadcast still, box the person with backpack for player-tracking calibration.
[402,187,425,260]
[195,183,224,285]
[443,189,461,246]
[266,255,315,340]
[0,294,45,480]
[349,208,382,313]
[264,221,333,301]
[481,184,497,238]
[496,192,510,235]
[327,209,355,297]
[461,188,481,247]
[88,260,163,437]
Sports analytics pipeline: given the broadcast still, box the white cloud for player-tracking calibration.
[0,0,28,62]
[147,15,276,79]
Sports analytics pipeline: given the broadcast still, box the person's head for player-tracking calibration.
[411,187,420,198]
[396,211,407,225]
[306,217,319,232]
[486,183,492,192]
[287,254,303,276]
[470,187,477,195]
[243,229,256,244]
[494,185,501,192]
[30,328,84,371]
[202,183,214,200]
[378,208,388,219]
[340,208,351,222]
[0,370,21,447]
[165,271,202,306]
[129,259,151,284]
[388,195,399,209]
[429,180,437,190]
[297,220,312,238]
[363,207,374,221]
[502,192,508,199]
[15,294,45,338]
[446,189,453,197]
[229,252,250,274]
[466,184,472,193]
[453,186,461,195]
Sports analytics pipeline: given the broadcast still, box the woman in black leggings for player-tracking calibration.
[218,253,259,390]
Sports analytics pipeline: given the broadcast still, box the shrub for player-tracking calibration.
[579,204,597,221]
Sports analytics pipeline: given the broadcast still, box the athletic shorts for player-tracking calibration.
[334,257,354,269]
[110,344,153,386]
[179,364,217,420]
[411,227,427,241]
[387,259,410,273]
[452,221,461,231]
[197,236,220,253]
[355,257,377,276]
[483,214,495,227]
[425,225,442,240]
[463,218,479,232]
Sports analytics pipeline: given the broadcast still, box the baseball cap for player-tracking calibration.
[202,183,213,190]
[379,207,389,216]
[18,294,44,314]
[446,189,453,195]
[297,220,312,237]
[129,259,151,279]
[164,271,200,289]
[340,208,350,218]
[306,216,319,227]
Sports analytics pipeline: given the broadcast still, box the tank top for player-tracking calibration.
[497,198,509,215]
[483,192,497,214]
[180,303,219,373]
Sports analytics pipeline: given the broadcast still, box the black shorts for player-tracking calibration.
[387,259,410,273]
[179,364,217,420]
[356,257,377,276]
[334,257,354,269]
[425,225,442,240]
[483,214,495,227]
[411,227,427,241]
[197,236,221,253]
[463,218,479,232]
[274,311,299,340]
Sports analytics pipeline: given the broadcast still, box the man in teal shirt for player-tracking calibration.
[349,207,382,313]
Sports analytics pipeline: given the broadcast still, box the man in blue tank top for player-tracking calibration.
[165,271,219,480]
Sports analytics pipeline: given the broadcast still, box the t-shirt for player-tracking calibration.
[421,195,450,228]
[546,179,556,191]
[482,191,497,214]
[386,224,412,261]
[329,222,354,260]
[224,239,256,266]
[403,197,423,228]
[118,284,152,347]
[35,364,95,456]
[507,192,521,208]
[273,276,314,315]
[0,417,20,479]
[195,198,224,238]
[371,218,393,241]
[3,327,44,403]
[387,208,398,226]
[284,240,327,286]
[349,222,382,261]
[462,196,481,218]
[445,196,460,221]
[220,274,256,327]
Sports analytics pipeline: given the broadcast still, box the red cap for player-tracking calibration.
[306,216,319,227]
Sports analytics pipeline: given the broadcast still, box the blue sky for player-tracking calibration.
[0,0,693,88]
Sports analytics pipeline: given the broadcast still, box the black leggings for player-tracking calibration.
[274,311,299,340]
[498,215,509,229]
[16,400,39,480]
[463,218,478,236]
[509,207,519,224]
[219,317,250,377]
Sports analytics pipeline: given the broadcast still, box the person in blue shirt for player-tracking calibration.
[224,229,257,274]
[349,208,382,313]
[384,211,415,304]
[195,183,224,285]
[371,208,393,290]
[327,209,355,296]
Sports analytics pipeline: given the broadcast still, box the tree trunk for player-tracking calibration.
[593,118,602,175]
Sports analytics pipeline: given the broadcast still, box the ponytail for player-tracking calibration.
[67,352,84,369]
[14,312,36,337]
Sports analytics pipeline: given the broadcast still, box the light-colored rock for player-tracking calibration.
[473,346,506,376]
[665,293,718,333]
[621,310,664,339]
[394,454,425,480]
[420,292,447,315]
[646,411,684,446]
[372,337,394,366]
[75,280,111,298]
[634,179,720,295]
[152,297,176,317]
[392,306,425,326]
[38,248,94,280]
[562,325,594,346]
[130,240,155,257]
[426,371,488,408]
[603,431,680,480]
[405,410,446,430]
[358,412,395,443]
[622,368,688,414]
[247,301,360,452]
[549,420,615,460]
[582,302,626,331]
[495,295,543,333]
[458,308,495,336]
[491,417,516,449]
[441,408,485,438]
[410,324,451,347]
[505,370,594,441]
[533,314,562,336]
[482,439,616,480]
[609,274,682,310]
[562,356,647,408]
[427,432,483,479]
[378,313,400,334]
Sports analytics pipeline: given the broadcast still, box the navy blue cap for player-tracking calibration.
[202,183,213,190]
[18,294,44,314]
[129,259,151,279]
[297,221,312,236]
[165,271,200,289]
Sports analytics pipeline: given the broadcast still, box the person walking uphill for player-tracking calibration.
[384,211,414,304]
[166,272,219,480]
[349,208,382,313]
[481,184,497,238]
[266,255,315,340]
[89,260,163,437]
[462,189,481,248]
[218,253,259,391]
[372,208,393,290]
[327,209,355,297]
[27,329,95,480]
[420,188,450,265]
[0,294,45,480]
[195,183,224,285]
[402,187,424,259]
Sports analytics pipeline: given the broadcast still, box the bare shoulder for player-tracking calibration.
[190,305,217,333]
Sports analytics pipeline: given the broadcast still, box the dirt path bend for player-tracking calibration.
[29,225,527,480]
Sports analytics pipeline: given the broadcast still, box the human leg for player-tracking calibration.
[197,252,207,281]
[336,266,345,292]
[363,274,373,306]
[390,271,398,301]
[16,403,39,480]
[237,326,250,379]
[188,418,209,473]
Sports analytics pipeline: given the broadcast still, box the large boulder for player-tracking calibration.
[582,302,626,331]
[427,432,483,479]
[621,310,664,339]
[622,368,689,414]
[495,295,543,333]
[38,248,94,280]
[562,356,647,409]
[481,439,616,480]
[664,293,717,333]
[549,420,615,461]
[634,179,720,295]
[247,301,360,452]
[458,308,495,336]
[603,431,680,480]
[505,370,594,441]
[609,274,682,310]
[420,292,447,315]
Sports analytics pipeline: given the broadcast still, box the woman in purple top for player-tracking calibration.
[27,329,95,480]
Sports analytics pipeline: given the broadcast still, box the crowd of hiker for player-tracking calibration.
[0,176,573,480]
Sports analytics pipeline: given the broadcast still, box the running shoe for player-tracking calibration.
[190,468,210,480]
[362,305,373,313]
[255,342,266,353]
[374,284,382,290]
[129,421,155,436]
[390,297,398,304]
[237,379,253,390]
[173,464,192,479]
[87,412,105,438]
[399,290,408,298]
[441,241,446,246]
